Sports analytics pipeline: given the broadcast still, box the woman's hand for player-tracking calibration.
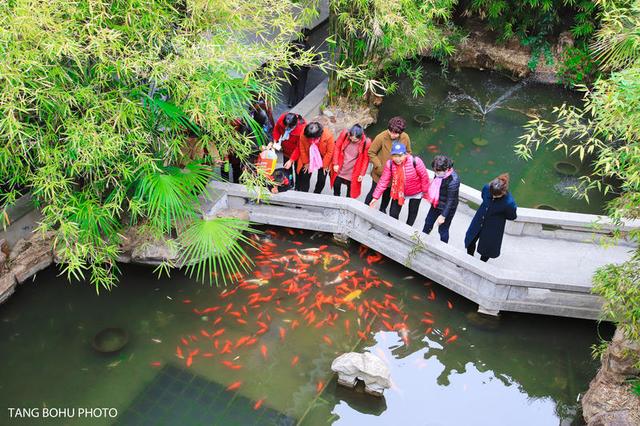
[357,175,363,182]
[302,164,309,173]
[284,160,292,169]
[333,165,339,173]
[369,199,378,208]
[437,215,446,225]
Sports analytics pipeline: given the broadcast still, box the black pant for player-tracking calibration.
[288,67,309,107]
[422,206,455,243]
[389,198,421,226]
[364,183,391,213]
[314,168,328,194]
[221,160,242,184]
[466,233,489,262]
[295,168,327,193]
[333,176,351,197]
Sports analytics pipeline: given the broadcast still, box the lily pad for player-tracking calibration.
[534,204,558,211]
[472,137,489,147]
[553,161,579,176]
[413,114,434,126]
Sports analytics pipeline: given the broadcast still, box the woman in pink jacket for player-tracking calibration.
[369,143,430,226]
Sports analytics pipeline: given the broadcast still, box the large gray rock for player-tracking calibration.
[582,329,640,425]
[8,232,54,283]
[331,352,391,396]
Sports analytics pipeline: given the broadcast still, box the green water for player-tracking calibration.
[0,227,610,425]
[367,61,614,214]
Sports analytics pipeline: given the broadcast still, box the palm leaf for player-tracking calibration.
[179,217,257,286]
[134,166,197,233]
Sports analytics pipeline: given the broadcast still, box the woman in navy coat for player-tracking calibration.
[464,174,517,262]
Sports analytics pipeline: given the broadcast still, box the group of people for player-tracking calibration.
[232,109,518,263]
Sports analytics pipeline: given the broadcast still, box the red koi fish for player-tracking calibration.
[322,335,333,346]
[421,319,435,325]
[176,346,184,359]
[444,327,450,337]
[447,301,453,309]
[213,316,222,325]
[382,320,394,331]
[226,381,242,391]
[150,361,161,367]
[211,329,225,338]
[180,337,189,346]
[221,361,242,370]
[186,355,193,368]
[260,344,268,359]
[316,381,324,393]
[366,253,383,265]
[291,355,299,367]
[446,335,458,344]
[200,330,211,338]
[344,319,351,335]
[279,327,286,341]
[428,290,436,300]
[236,318,247,325]
[253,399,264,410]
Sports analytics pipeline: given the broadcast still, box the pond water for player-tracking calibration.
[367,61,614,214]
[0,227,610,425]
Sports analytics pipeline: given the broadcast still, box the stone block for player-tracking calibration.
[331,352,391,396]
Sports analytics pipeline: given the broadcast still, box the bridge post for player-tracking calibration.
[477,306,500,316]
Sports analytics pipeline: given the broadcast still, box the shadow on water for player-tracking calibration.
[0,227,612,425]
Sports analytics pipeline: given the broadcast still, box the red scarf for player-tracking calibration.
[390,159,406,206]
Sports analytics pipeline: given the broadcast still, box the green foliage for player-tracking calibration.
[0,0,321,290]
[516,0,640,352]
[463,0,599,70]
[557,44,601,86]
[327,0,460,103]
[630,378,640,397]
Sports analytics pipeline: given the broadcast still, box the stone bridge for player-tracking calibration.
[207,180,637,320]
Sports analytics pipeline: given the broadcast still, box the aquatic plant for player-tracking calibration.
[0,0,324,290]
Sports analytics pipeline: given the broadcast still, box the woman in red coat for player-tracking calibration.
[285,122,335,193]
[330,124,371,198]
[273,112,306,186]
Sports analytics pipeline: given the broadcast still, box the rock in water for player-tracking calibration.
[331,352,391,396]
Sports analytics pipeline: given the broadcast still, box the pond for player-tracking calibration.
[367,61,614,214]
[0,227,610,425]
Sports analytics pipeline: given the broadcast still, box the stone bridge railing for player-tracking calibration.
[207,181,630,320]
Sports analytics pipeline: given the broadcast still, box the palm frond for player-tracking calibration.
[179,217,256,286]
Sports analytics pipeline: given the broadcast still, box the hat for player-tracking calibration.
[390,142,407,155]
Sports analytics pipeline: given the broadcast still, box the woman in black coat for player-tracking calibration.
[464,174,517,262]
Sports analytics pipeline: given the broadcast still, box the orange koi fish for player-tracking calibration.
[447,301,453,309]
[186,355,193,368]
[236,318,247,325]
[253,399,264,410]
[322,335,333,346]
[316,381,324,393]
[446,335,458,344]
[211,329,225,338]
[182,299,192,304]
[444,327,450,337]
[180,337,189,346]
[260,344,268,359]
[291,355,299,367]
[200,330,211,338]
[382,320,394,331]
[176,346,184,359]
[421,319,435,325]
[428,290,436,300]
[226,381,242,391]
[279,327,286,341]
[150,361,161,367]
[213,316,222,325]
[344,319,350,335]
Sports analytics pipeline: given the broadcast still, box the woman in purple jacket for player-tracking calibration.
[368,143,430,226]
